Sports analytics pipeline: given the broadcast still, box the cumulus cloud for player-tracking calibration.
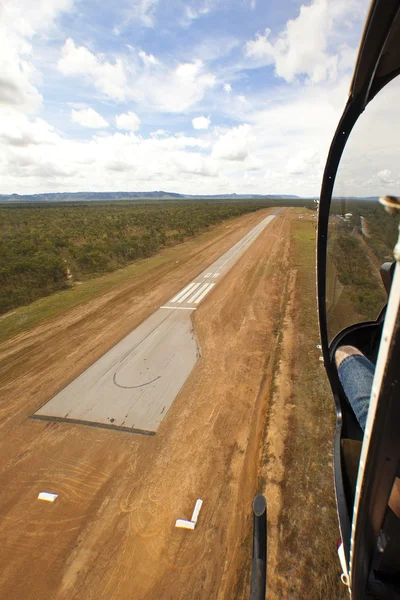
[115,111,141,131]
[192,116,211,130]
[212,124,254,161]
[0,124,216,195]
[0,0,75,112]
[286,149,319,175]
[175,153,217,177]
[58,38,127,101]
[0,0,374,197]
[244,0,361,83]
[71,107,109,129]
[58,40,215,112]
[0,112,59,146]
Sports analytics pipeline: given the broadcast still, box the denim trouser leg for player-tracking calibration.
[337,354,375,432]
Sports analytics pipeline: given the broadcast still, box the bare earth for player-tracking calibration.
[0,208,295,600]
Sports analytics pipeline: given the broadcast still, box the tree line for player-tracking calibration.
[0,200,291,314]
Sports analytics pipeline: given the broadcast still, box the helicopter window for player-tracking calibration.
[326,77,400,343]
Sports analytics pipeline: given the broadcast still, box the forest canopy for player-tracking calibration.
[0,199,310,315]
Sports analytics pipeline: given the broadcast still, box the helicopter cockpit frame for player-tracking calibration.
[317,1,400,598]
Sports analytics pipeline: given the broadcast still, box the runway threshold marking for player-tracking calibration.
[164,214,276,311]
[187,283,210,304]
[171,282,198,303]
[160,306,197,310]
[194,282,215,304]
[178,282,202,303]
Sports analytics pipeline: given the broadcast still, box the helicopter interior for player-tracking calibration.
[317,1,400,596]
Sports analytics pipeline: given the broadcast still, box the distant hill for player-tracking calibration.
[0,191,302,203]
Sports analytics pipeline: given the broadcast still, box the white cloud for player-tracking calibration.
[58,40,215,112]
[181,5,210,26]
[330,77,400,197]
[0,0,375,198]
[0,123,217,195]
[0,0,75,112]
[115,111,141,131]
[244,155,263,171]
[286,149,319,175]
[150,129,168,138]
[192,116,211,130]
[377,169,393,184]
[126,0,159,27]
[71,107,109,129]
[58,38,127,101]
[138,50,159,66]
[129,59,215,113]
[0,111,59,146]
[175,153,217,177]
[212,124,254,161]
[244,0,364,83]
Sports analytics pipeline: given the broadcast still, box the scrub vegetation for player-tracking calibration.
[278,217,345,599]
[327,200,396,337]
[259,213,346,599]
[0,200,276,315]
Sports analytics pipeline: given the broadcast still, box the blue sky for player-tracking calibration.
[1,0,372,195]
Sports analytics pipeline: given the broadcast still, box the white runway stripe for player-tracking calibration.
[171,282,197,303]
[160,306,197,310]
[187,283,209,304]
[195,282,215,304]
[178,282,202,303]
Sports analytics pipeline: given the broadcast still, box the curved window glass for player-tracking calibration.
[326,78,400,342]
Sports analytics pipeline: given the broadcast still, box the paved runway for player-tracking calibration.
[33,213,277,434]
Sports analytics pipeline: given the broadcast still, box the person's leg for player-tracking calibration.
[335,345,375,432]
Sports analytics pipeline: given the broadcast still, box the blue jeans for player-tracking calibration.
[337,354,375,432]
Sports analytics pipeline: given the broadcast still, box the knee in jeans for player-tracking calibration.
[335,345,363,367]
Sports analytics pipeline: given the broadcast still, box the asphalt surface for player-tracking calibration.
[33,213,276,434]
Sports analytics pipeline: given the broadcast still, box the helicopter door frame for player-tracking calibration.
[317,66,400,600]
[349,264,400,597]
[316,96,364,566]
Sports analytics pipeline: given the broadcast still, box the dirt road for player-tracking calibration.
[0,208,294,599]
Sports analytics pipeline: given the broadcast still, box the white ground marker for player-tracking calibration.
[191,499,203,524]
[175,519,196,530]
[175,498,203,530]
[38,492,58,502]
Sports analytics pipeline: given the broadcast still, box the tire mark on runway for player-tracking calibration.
[112,373,161,389]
